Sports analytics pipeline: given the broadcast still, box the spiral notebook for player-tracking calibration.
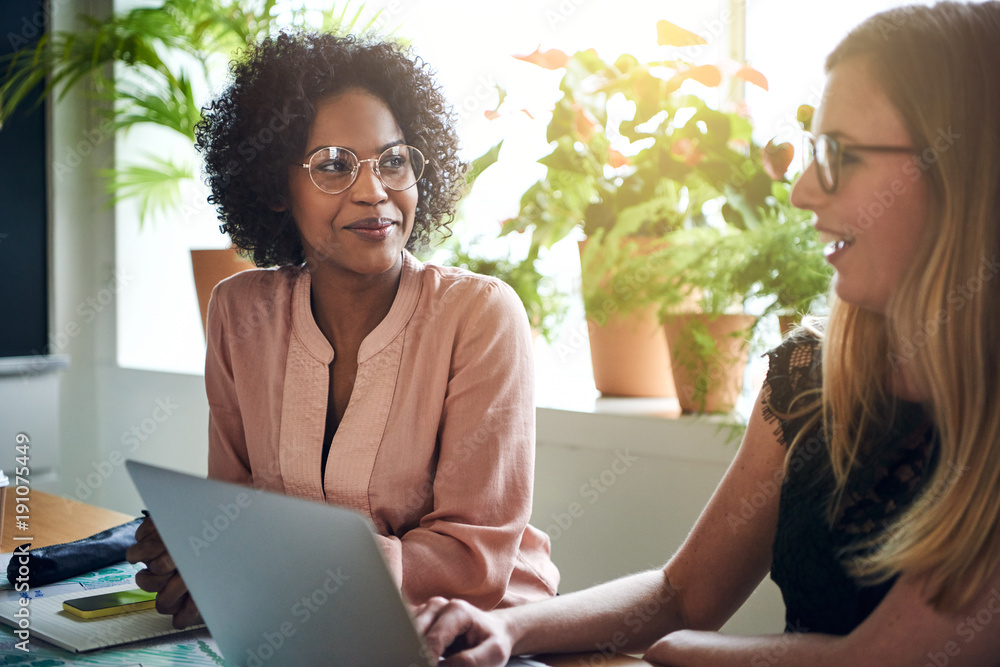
[0,582,204,652]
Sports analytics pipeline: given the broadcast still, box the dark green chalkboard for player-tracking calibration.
[0,0,49,357]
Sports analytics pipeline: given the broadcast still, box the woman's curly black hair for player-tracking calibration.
[195,32,464,266]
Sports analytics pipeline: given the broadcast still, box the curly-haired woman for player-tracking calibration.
[127,32,558,629]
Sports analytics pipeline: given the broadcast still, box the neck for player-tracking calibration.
[307,254,404,349]
[889,363,929,403]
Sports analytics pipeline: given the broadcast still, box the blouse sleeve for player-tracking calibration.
[377,279,545,609]
[205,282,253,485]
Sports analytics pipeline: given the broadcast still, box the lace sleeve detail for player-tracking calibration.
[761,332,823,448]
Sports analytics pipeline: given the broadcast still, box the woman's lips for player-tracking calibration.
[346,218,396,242]
[818,229,856,260]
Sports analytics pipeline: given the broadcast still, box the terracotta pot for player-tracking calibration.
[586,305,677,398]
[578,238,676,398]
[663,313,756,413]
[190,248,256,334]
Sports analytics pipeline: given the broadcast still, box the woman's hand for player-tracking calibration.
[125,516,203,629]
[413,597,514,667]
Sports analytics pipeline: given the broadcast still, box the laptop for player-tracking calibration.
[126,461,544,667]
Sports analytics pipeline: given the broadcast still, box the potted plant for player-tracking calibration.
[654,128,831,412]
[479,23,832,411]
[648,129,830,412]
[486,21,772,401]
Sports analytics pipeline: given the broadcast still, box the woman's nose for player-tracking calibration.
[350,160,388,204]
[790,162,823,212]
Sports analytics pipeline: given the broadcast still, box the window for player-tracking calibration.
[744,0,937,145]
[116,0,729,375]
[115,0,932,394]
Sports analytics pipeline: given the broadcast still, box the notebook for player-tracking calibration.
[0,582,204,652]
[124,461,545,667]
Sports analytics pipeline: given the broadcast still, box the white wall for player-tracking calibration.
[533,408,785,636]
[49,0,211,518]
[49,0,114,503]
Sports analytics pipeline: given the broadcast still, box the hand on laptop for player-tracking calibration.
[413,596,514,666]
[125,515,204,629]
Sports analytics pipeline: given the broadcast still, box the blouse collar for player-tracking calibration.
[291,251,424,364]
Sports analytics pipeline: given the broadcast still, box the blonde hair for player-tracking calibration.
[793,2,1000,612]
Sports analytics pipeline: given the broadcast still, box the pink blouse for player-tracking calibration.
[205,251,559,608]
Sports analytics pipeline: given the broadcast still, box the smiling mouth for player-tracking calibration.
[346,217,396,231]
[345,217,398,242]
[818,230,856,256]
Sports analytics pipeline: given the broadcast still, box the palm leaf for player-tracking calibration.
[113,72,200,140]
[103,154,194,226]
[466,141,503,186]
[0,39,52,121]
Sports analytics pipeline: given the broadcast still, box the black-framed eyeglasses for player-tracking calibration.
[300,144,425,195]
[803,133,916,194]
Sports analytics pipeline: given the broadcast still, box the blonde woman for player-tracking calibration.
[416,3,1000,664]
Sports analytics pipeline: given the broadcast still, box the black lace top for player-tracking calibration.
[762,333,939,635]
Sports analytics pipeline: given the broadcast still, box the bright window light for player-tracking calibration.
[115,0,934,388]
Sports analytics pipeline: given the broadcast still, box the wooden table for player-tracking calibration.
[0,491,651,665]
[1,489,134,552]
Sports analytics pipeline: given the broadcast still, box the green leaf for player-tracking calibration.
[103,153,194,227]
[545,96,579,145]
[537,136,593,174]
[614,193,685,236]
[504,171,592,248]
[465,141,503,186]
[114,71,201,139]
[560,49,608,95]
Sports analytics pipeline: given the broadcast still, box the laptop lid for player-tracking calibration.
[125,460,432,667]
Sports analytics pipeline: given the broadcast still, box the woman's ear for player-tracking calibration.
[268,194,288,212]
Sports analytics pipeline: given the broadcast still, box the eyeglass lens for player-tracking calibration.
[307,145,425,194]
[804,135,838,193]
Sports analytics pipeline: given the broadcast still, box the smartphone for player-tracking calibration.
[62,588,158,619]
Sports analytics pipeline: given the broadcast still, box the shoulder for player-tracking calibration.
[210,265,302,313]
[213,264,302,299]
[761,327,824,447]
[404,261,531,354]
[764,328,823,396]
[207,264,303,337]
[417,262,526,322]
